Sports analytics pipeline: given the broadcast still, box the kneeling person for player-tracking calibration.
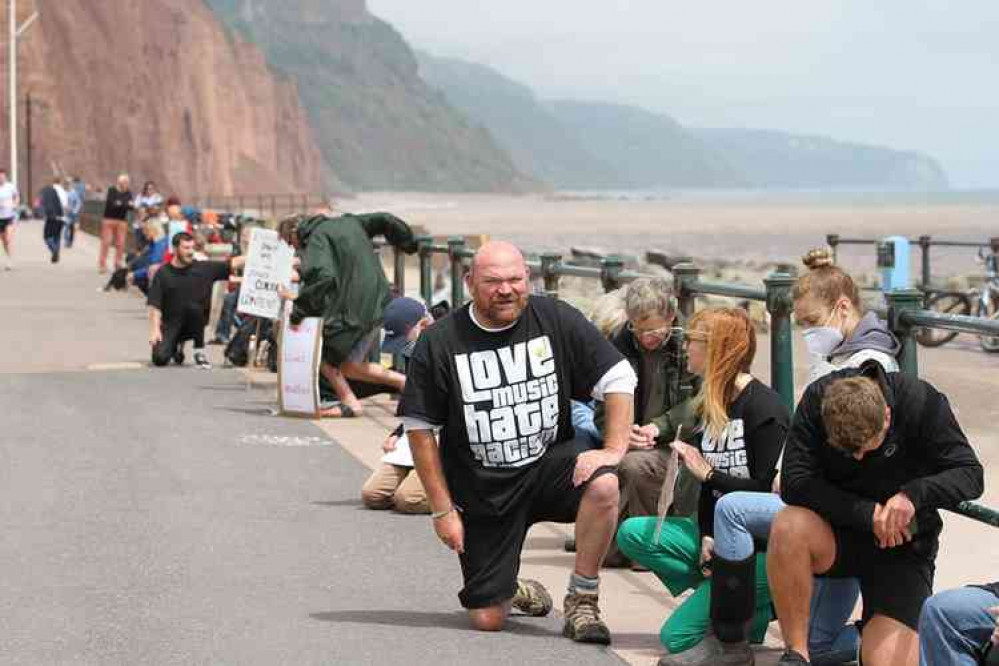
[402,241,636,644]
[769,364,984,666]
[148,232,242,369]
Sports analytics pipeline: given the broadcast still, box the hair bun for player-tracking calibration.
[802,248,835,270]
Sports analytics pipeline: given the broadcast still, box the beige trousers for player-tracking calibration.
[361,463,429,514]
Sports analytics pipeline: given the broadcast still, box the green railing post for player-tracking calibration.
[417,235,433,305]
[672,262,701,322]
[885,288,923,376]
[600,256,624,293]
[540,252,562,298]
[393,245,406,296]
[764,271,796,413]
[448,237,467,307]
[918,235,932,288]
[826,234,840,264]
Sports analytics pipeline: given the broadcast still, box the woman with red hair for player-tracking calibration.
[617,307,790,664]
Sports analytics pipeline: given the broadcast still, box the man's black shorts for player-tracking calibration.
[456,438,616,609]
[823,527,935,630]
[0,217,13,233]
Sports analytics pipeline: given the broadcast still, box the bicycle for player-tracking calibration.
[916,247,999,351]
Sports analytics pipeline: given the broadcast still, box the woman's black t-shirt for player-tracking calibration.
[697,378,790,537]
[402,296,624,518]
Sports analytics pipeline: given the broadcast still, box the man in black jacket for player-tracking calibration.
[768,363,983,666]
[40,177,64,263]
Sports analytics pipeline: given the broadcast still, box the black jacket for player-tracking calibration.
[595,327,700,442]
[40,185,63,219]
[781,362,983,558]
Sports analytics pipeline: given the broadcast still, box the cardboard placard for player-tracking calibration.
[278,310,323,418]
[237,228,294,320]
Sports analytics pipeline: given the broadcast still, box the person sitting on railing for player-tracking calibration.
[593,277,699,568]
[769,363,984,666]
[617,307,789,663]
[284,211,418,418]
[683,249,903,666]
[918,580,999,665]
[361,297,435,514]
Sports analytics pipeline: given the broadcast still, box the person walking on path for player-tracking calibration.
[100,173,133,274]
[147,231,244,369]
[0,168,20,270]
[63,177,83,249]
[401,241,637,644]
[40,177,65,264]
[286,211,418,417]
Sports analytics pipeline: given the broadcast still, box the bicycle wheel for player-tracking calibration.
[979,293,999,352]
[915,291,972,347]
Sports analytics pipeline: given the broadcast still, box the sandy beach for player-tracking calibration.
[348,191,999,282]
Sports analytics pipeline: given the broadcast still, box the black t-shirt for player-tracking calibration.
[402,296,624,518]
[103,187,133,221]
[697,378,789,537]
[147,260,230,321]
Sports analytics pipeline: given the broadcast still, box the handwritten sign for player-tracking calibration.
[237,228,294,320]
[278,310,322,418]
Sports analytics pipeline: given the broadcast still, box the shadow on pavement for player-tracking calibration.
[312,499,364,508]
[309,609,562,637]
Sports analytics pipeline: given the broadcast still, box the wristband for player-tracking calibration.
[431,507,455,520]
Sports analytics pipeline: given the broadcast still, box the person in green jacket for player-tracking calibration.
[286,211,418,417]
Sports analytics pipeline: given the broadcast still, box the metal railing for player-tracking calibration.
[827,233,999,289]
[376,235,998,529]
[189,193,329,220]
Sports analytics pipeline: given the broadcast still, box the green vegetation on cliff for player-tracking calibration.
[205,0,536,193]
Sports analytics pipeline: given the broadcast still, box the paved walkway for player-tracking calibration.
[2,220,994,665]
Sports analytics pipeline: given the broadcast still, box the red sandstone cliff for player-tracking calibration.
[1,0,327,199]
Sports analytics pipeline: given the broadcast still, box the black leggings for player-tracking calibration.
[151,310,206,366]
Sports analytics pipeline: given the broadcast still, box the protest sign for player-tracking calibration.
[278,312,322,418]
[237,228,294,320]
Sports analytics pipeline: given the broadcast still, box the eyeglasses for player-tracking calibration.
[627,322,674,342]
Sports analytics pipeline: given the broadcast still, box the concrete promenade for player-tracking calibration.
[1,218,994,665]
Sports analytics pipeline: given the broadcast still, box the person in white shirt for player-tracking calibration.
[0,169,20,270]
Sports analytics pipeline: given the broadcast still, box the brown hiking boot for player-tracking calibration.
[511,579,553,617]
[563,592,611,644]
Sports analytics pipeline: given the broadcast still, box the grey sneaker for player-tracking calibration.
[658,634,754,666]
[194,352,212,370]
[511,579,552,617]
[778,650,810,665]
[563,592,611,645]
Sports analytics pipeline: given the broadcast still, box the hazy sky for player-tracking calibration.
[369,1,999,188]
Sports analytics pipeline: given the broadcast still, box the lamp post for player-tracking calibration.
[8,0,38,192]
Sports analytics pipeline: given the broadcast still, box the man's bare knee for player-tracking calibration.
[861,615,918,666]
[582,473,619,511]
[469,606,508,632]
[770,506,835,572]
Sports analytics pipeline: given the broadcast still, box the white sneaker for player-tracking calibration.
[194,352,212,370]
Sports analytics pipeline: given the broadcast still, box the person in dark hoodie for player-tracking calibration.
[768,363,984,666]
[286,210,417,417]
[591,277,698,568]
[671,249,902,666]
[40,177,65,263]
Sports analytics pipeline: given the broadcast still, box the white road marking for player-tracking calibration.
[238,434,332,447]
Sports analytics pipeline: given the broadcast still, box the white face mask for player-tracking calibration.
[802,306,845,358]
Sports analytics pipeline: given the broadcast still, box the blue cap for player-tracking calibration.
[382,297,427,354]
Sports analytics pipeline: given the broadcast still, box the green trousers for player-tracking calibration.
[616,516,773,654]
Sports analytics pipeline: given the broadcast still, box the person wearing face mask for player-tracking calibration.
[670,249,901,666]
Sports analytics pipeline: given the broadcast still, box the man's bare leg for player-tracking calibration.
[469,601,512,632]
[860,615,918,666]
[341,361,406,392]
[767,506,838,661]
[573,473,619,577]
[319,362,364,415]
